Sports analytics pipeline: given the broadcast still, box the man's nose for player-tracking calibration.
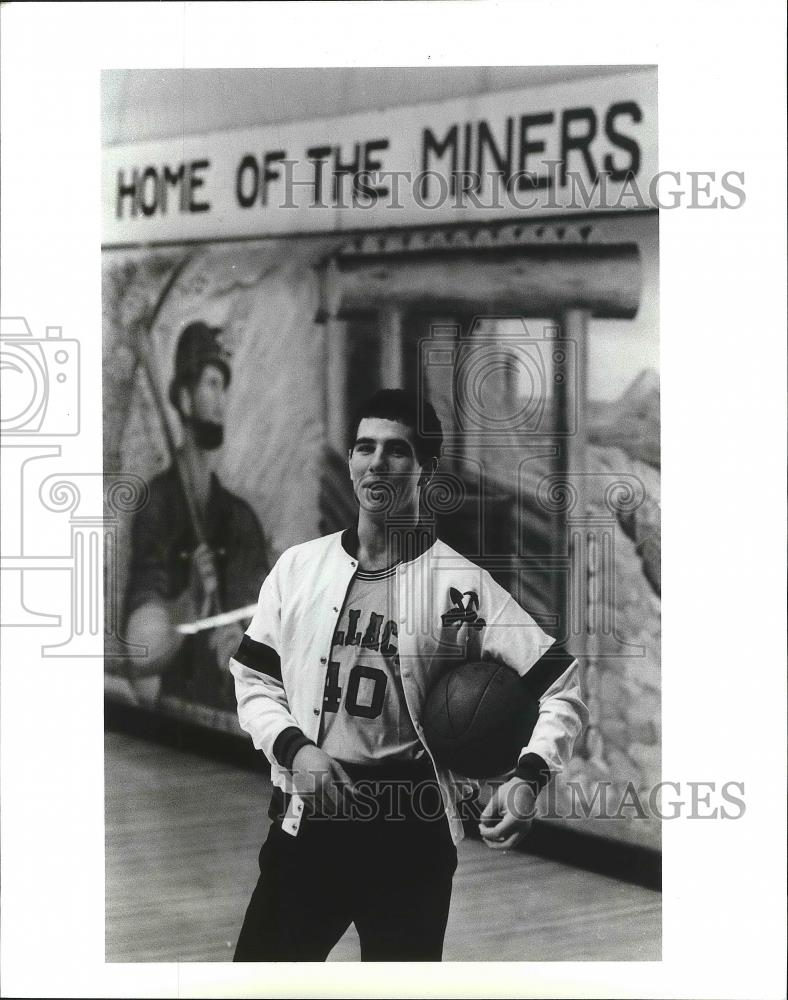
[368,449,387,472]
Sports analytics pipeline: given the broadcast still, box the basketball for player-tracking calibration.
[422,660,540,779]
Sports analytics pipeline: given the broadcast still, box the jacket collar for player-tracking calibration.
[340,520,437,564]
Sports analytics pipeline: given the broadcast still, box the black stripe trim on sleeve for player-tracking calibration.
[273,727,316,770]
[521,643,576,699]
[233,634,282,681]
[515,752,552,794]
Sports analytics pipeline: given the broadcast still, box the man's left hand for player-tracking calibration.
[478,776,538,850]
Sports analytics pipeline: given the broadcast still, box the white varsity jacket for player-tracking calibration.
[229,527,588,845]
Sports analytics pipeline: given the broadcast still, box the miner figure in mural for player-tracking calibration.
[124,321,268,711]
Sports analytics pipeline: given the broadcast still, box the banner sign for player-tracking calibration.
[102,68,657,246]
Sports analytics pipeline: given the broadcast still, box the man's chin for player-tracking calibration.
[354,490,392,514]
[356,493,418,520]
[193,420,224,450]
[358,497,395,516]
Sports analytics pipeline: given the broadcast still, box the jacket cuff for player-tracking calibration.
[515,752,552,795]
[272,726,316,770]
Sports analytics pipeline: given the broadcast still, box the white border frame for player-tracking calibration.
[1,2,786,998]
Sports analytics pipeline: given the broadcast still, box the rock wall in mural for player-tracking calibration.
[550,371,660,849]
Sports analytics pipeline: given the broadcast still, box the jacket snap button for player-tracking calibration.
[314,708,320,715]
[320,657,327,663]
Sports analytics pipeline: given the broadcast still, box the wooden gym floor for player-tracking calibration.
[105,730,661,963]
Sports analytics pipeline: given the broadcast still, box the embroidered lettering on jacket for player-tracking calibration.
[441,587,486,630]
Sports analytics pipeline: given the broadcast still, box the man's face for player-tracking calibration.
[348,417,430,516]
[178,364,228,450]
[188,364,227,425]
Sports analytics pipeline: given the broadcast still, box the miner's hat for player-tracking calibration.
[168,321,232,409]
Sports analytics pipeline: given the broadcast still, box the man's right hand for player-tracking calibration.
[191,542,219,603]
[290,744,357,816]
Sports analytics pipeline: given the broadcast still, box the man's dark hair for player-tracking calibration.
[349,389,443,465]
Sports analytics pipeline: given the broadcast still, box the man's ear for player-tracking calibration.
[419,457,439,487]
[348,449,354,481]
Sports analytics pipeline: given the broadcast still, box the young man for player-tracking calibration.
[124,321,267,710]
[230,389,587,962]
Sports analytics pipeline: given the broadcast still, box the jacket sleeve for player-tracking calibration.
[517,654,588,790]
[478,589,588,793]
[229,552,312,768]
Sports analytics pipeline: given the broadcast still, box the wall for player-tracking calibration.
[102,66,648,146]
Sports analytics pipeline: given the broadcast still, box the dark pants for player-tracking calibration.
[234,759,458,962]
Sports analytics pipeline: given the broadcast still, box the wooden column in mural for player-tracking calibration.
[325,316,349,452]
[556,307,591,658]
[379,306,404,389]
